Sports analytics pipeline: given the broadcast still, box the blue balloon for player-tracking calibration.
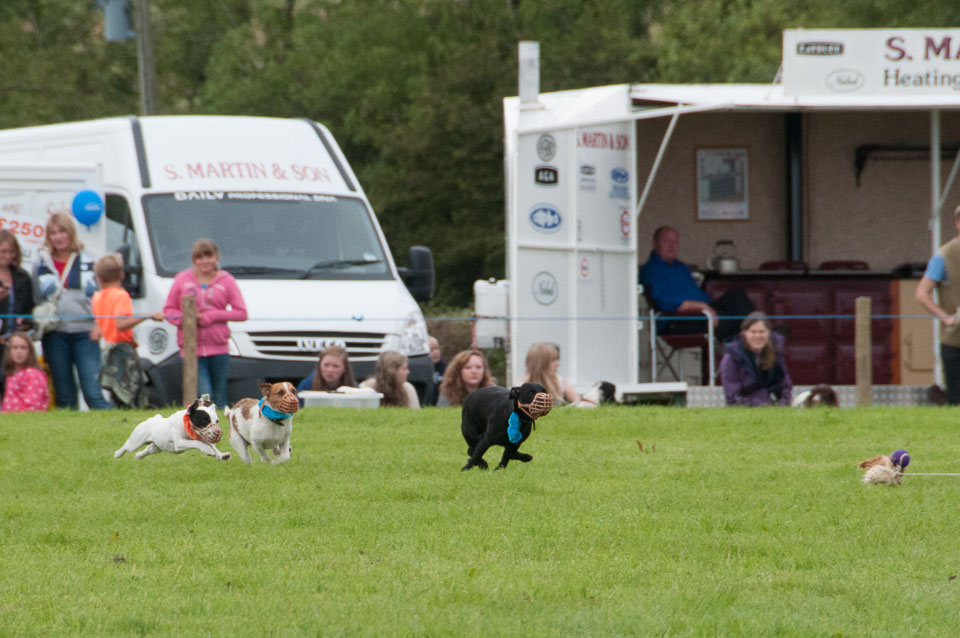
[72,190,104,227]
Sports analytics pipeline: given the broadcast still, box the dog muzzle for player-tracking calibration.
[195,423,223,444]
[518,392,554,419]
[279,394,299,414]
[183,413,223,444]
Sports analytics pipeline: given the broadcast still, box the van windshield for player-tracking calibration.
[143,192,392,279]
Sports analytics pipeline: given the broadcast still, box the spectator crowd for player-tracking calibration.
[24,217,959,413]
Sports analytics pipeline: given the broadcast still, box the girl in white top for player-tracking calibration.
[522,342,580,406]
[360,350,420,408]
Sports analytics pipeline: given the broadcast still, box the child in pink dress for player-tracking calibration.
[2,331,50,412]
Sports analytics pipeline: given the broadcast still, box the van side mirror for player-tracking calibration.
[116,244,144,298]
[399,246,434,302]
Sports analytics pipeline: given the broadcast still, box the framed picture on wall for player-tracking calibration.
[696,148,749,221]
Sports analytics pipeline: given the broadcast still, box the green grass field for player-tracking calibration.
[3,405,960,637]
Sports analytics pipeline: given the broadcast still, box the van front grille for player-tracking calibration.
[247,331,387,361]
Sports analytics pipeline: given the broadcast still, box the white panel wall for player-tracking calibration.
[506,87,637,390]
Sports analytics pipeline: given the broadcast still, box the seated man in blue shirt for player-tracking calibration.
[640,226,753,342]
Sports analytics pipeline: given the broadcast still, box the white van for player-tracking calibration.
[0,116,434,406]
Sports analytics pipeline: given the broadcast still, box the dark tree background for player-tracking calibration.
[1,0,956,306]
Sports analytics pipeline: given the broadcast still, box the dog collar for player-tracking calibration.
[507,412,523,444]
[259,397,294,423]
[183,413,200,441]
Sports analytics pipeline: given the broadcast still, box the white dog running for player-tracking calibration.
[114,396,230,461]
[226,381,298,465]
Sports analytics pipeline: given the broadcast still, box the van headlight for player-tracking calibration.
[398,311,429,356]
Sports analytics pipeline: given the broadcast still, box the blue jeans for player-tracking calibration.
[42,331,112,410]
[197,354,230,408]
[941,344,960,405]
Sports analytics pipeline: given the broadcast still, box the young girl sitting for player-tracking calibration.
[2,331,50,412]
[719,311,793,406]
[436,349,496,407]
[522,342,581,406]
[298,345,358,393]
[359,350,421,408]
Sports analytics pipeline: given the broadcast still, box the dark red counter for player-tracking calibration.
[705,271,898,385]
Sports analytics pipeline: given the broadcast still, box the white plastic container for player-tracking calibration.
[299,391,383,408]
[473,278,510,347]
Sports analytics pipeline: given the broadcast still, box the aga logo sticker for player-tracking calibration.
[534,165,558,186]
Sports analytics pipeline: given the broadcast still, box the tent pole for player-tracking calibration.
[786,113,803,261]
[938,146,960,214]
[932,109,943,386]
[636,109,681,220]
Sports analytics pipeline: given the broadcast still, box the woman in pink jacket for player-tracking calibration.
[163,239,247,408]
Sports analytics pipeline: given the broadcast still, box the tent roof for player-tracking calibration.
[629,82,960,111]
[506,82,960,136]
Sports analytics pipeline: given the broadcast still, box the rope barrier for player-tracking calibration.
[0,311,950,322]
[901,473,960,476]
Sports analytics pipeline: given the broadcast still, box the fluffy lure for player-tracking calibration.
[859,449,910,486]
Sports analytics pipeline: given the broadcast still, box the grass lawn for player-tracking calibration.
[3,404,960,636]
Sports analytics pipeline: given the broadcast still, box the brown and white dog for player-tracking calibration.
[114,396,230,461]
[226,381,298,465]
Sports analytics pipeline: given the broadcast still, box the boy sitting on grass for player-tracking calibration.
[90,253,163,408]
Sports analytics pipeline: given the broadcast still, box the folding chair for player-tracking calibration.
[643,290,717,386]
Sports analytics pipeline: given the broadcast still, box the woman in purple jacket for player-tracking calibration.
[163,239,247,408]
[720,312,792,406]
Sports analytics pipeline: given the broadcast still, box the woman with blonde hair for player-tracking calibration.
[522,342,580,405]
[360,350,420,408]
[32,212,110,409]
[436,349,495,407]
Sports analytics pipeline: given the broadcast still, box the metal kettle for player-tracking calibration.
[710,240,739,273]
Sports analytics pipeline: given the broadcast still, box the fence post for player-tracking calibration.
[181,295,197,405]
[855,296,872,407]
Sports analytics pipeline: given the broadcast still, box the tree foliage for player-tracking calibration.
[0,0,955,305]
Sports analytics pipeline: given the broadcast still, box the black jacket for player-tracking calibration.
[2,266,35,335]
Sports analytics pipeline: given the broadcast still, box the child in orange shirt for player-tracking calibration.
[90,254,163,407]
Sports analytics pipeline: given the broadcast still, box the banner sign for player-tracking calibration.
[784,28,960,97]
[0,164,105,271]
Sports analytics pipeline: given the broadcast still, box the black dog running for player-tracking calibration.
[460,382,553,471]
